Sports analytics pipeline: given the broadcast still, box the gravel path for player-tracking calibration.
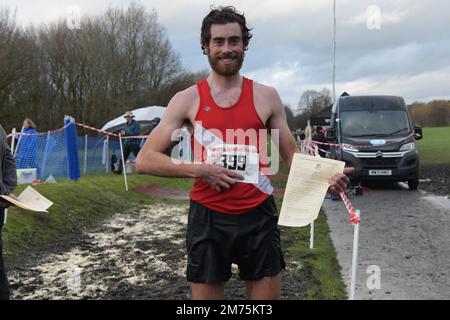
[323,183,450,300]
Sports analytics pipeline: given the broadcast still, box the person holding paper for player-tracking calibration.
[0,124,17,300]
[136,6,352,300]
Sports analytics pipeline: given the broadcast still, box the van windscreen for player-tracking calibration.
[340,110,411,137]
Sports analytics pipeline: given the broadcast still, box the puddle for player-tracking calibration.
[422,195,450,211]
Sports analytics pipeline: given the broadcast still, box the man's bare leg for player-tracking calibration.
[245,273,282,300]
[191,282,225,300]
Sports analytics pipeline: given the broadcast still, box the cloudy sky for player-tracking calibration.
[3,0,450,111]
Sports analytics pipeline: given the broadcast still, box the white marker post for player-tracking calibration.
[84,134,88,173]
[118,133,128,191]
[10,128,16,155]
[349,215,360,300]
[5,128,16,225]
[309,144,321,250]
[340,191,361,300]
[309,221,314,249]
[13,127,24,157]
[105,135,109,173]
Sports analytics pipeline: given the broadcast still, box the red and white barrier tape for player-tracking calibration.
[75,122,149,139]
[7,123,71,139]
[340,192,360,224]
[75,122,119,137]
[307,141,331,155]
[308,132,415,150]
[121,135,148,139]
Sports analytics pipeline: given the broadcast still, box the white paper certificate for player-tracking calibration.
[206,144,259,184]
[278,153,345,227]
[0,186,54,212]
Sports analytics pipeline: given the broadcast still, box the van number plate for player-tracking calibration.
[369,170,392,176]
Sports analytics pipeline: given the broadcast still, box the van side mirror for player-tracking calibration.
[414,126,423,140]
[326,127,336,141]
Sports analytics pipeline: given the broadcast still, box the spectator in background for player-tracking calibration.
[113,111,141,174]
[296,128,305,141]
[140,117,161,149]
[312,126,328,157]
[15,119,38,170]
[0,123,17,300]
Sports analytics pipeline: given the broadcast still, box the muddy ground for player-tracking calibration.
[8,202,310,300]
[8,164,447,300]
[419,164,450,196]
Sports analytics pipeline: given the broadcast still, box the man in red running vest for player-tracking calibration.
[136,6,353,300]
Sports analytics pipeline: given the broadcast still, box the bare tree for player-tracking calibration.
[296,88,332,128]
[0,3,208,132]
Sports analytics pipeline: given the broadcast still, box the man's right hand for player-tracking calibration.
[196,164,244,192]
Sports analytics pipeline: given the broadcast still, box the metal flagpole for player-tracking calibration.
[332,0,336,103]
[118,133,128,191]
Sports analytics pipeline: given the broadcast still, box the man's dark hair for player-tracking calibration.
[201,6,253,54]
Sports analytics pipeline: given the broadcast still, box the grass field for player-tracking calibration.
[416,127,450,165]
[3,170,346,299]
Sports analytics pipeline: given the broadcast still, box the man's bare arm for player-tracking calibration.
[136,89,199,178]
[136,88,243,190]
[264,87,299,168]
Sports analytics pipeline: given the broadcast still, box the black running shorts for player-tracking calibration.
[186,195,285,283]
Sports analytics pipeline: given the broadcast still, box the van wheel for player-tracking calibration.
[408,178,419,190]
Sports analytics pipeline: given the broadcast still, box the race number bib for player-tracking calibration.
[206,144,259,184]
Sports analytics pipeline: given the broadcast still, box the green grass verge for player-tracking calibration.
[4,168,346,299]
[416,127,450,165]
[275,198,347,300]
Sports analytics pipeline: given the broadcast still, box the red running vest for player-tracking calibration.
[189,77,273,214]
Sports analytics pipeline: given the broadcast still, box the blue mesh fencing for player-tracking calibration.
[15,129,68,180]
[77,135,121,174]
[13,129,123,181]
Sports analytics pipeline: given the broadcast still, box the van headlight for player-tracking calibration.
[399,142,415,151]
[342,144,359,152]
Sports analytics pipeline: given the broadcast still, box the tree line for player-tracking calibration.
[409,100,450,127]
[284,88,450,131]
[0,4,207,134]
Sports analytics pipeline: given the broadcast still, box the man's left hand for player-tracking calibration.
[0,197,12,208]
[328,167,354,194]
